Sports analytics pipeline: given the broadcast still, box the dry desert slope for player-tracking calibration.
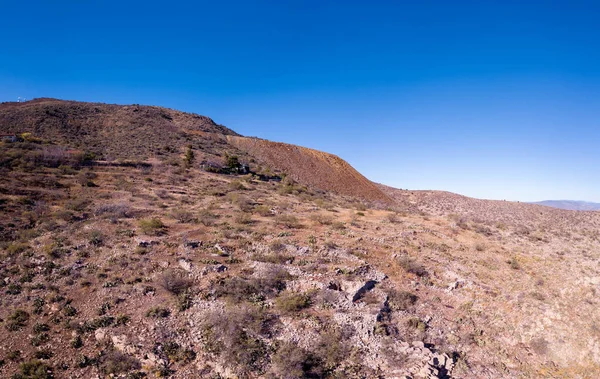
[0,99,599,379]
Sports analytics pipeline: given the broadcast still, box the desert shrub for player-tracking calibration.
[313,329,350,372]
[331,222,346,231]
[115,314,130,325]
[254,205,272,216]
[388,290,418,311]
[12,359,53,379]
[235,212,253,225]
[33,350,53,360]
[229,180,246,191]
[6,309,30,331]
[100,351,141,375]
[146,307,171,318]
[71,335,83,349]
[31,333,50,346]
[387,212,400,223]
[138,218,166,236]
[225,155,241,170]
[397,257,428,277]
[88,230,104,246]
[32,298,45,314]
[94,203,132,218]
[276,292,312,314]
[271,342,323,378]
[158,270,192,295]
[6,242,29,256]
[79,316,115,333]
[213,268,291,303]
[269,240,285,252]
[7,350,22,362]
[200,306,269,375]
[66,197,91,212]
[177,291,194,312]
[98,302,111,316]
[76,171,98,187]
[310,214,333,225]
[171,208,196,223]
[198,208,218,226]
[234,196,254,213]
[275,214,301,229]
[6,283,22,295]
[407,317,427,331]
[508,257,521,270]
[63,304,77,317]
[161,341,196,364]
[33,323,50,334]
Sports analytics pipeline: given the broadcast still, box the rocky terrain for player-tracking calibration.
[0,99,599,378]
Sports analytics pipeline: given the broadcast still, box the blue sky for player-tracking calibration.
[1,1,599,202]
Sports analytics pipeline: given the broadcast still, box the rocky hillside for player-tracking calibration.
[0,98,239,161]
[0,99,390,203]
[1,99,599,378]
[225,136,392,204]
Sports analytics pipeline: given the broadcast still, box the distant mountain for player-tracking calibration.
[532,200,600,211]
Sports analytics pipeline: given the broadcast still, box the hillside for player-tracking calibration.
[0,99,599,378]
[0,98,239,161]
[0,99,390,204]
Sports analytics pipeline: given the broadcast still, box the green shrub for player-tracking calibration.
[138,218,166,236]
[271,342,323,378]
[275,214,301,229]
[509,256,521,270]
[33,349,53,360]
[33,323,50,334]
[88,230,104,246]
[6,309,30,331]
[276,292,312,314]
[162,341,196,364]
[212,268,291,303]
[146,307,171,318]
[13,359,53,379]
[6,242,29,256]
[63,304,77,317]
[71,335,83,349]
[31,333,50,346]
[388,290,418,311]
[407,317,427,331]
[100,351,140,375]
[6,283,22,295]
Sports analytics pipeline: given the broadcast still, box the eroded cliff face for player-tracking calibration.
[226,135,392,204]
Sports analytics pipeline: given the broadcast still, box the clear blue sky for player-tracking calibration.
[2,1,599,202]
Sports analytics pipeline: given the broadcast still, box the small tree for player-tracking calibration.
[183,145,194,168]
[225,154,241,171]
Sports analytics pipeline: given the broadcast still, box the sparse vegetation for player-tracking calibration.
[138,218,167,235]
[275,292,312,314]
[397,256,428,277]
[0,99,597,378]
